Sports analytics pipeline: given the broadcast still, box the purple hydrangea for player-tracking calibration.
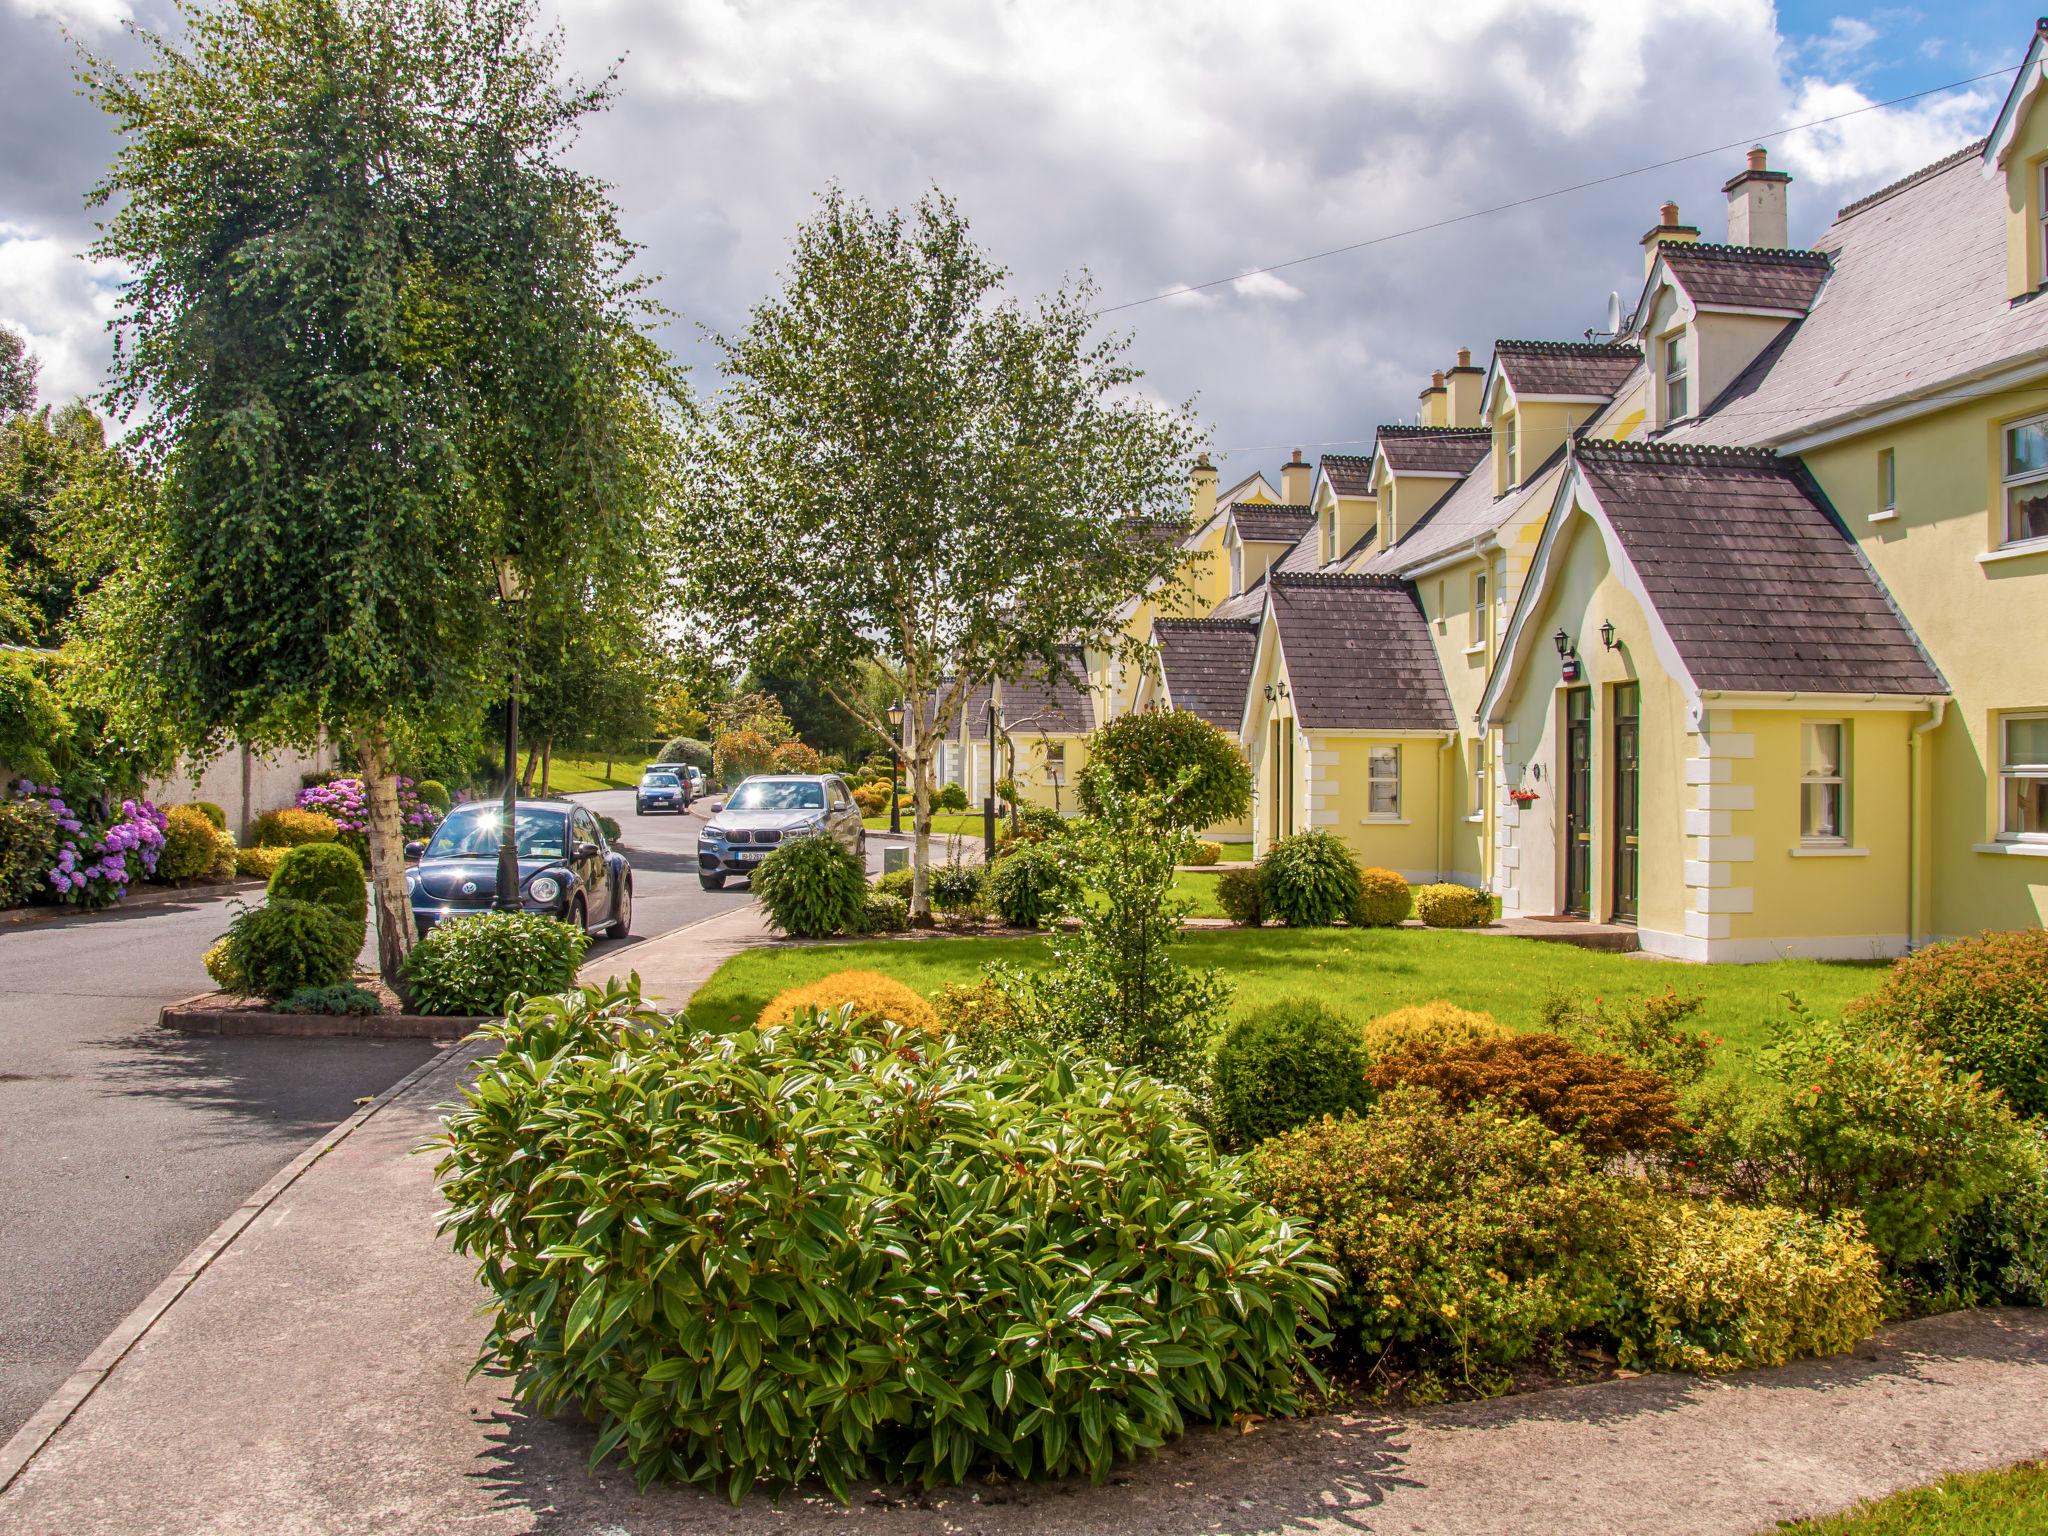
[295,776,441,835]
[15,784,165,908]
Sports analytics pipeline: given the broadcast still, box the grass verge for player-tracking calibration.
[1773,1461,2048,1533]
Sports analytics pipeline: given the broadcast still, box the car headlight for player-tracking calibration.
[404,869,418,891]
[527,874,562,905]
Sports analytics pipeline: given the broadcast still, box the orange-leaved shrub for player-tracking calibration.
[758,969,940,1036]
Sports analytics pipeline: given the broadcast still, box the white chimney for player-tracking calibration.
[1723,146,1791,249]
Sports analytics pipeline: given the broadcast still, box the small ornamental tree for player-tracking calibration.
[1078,708,1251,831]
[73,0,680,987]
[685,189,1206,919]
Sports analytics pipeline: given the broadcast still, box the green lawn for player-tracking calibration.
[863,813,993,838]
[686,926,1884,1085]
[1199,842,1255,861]
[537,755,644,794]
[1774,1461,2048,1533]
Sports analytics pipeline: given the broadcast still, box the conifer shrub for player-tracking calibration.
[1261,831,1362,928]
[220,898,359,1000]
[1412,882,1491,928]
[1215,866,1266,926]
[1212,1000,1373,1149]
[247,807,340,847]
[155,804,225,883]
[266,840,368,928]
[280,982,382,1016]
[436,985,1334,1497]
[1350,866,1412,927]
[752,834,867,938]
[1848,929,2048,1118]
[757,969,939,1036]
[1361,1001,1510,1061]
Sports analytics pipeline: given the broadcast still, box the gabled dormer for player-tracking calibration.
[1984,18,2048,299]
[1483,341,1640,494]
[1371,426,1490,548]
[1313,453,1378,567]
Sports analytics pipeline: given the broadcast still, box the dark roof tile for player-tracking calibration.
[1231,502,1315,543]
[1268,574,1455,732]
[1320,453,1376,495]
[1376,426,1491,476]
[1153,619,1260,732]
[1494,339,1641,398]
[1659,243,1831,313]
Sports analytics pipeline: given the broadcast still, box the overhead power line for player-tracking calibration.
[1101,64,2018,317]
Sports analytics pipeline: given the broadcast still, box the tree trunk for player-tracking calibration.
[519,744,540,794]
[910,758,934,927]
[540,738,553,796]
[357,721,415,991]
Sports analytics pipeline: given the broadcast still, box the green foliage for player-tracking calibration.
[932,978,1023,1041]
[1413,882,1490,928]
[0,795,58,907]
[935,780,969,812]
[403,910,590,1017]
[266,841,368,930]
[1215,865,1265,926]
[985,843,1073,927]
[1250,1088,1624,1380]
[202,936,244,992]
[753,834,868,938]
[873,865,916,901]
[1366,1032,1687,1160]
[1189,839,1222,866]
[1751,1008,2028,1268]
[220,898,359,1001]
[1077,708,1252,831]
[247,808,338,848]
[280,983,382,1017]
[996,803,1067,847]
[1922,1120,2048,1307]
[1850,929,2048,1119]
[927,863,986,912]
[1212,1000,1373,1149]
[1539,987,1719,1089]
[1614,1195,1883,1374]
[1261,830,1363,928]
[0,652,71,782]
[234,844,290,880]
[655,735,712,771]
[992,779,1229,1099]
[595,813,621,842]
[856,890,908,933]
[1361,1001,1510,1060]
[435,984,1334,1498]
[1345,867,1409,927]
[154,803,223,882]
[412,780,451,814]
[185,800,227,829]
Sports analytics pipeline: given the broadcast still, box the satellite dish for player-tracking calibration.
[1604,290,1623,337]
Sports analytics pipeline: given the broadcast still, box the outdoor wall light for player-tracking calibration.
[1600,620,1618,651]
[1552,628,1571,657]
[1265,682,1289,702]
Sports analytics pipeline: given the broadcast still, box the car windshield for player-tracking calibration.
[424,805,569,861]
[725,779,824,811]
[640,772,679,788]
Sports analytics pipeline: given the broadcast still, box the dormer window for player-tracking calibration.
[1502,412,1519,488]
[1663,333,1690,421]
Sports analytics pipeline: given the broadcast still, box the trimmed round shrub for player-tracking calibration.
[1261,830,1362,928]
[873,865,916,901]
[436,987,1334,1496]
[404,909,590,1016]
[1849,928,2048,1119]
[985,842,1074,927]
[1078,708,1254,830]
[1189,840,1223,866]
[1615,1196,1882,1374]
[857,891,909,933]
[413,779,452,814]
[595,813,622,843]
[266,840,367,929]
[656,735,712,771]
[1367,1032,1686,1160]
[235,845,291,880]
[0,795,60,907]
[1249,1086,1622,1375]
[1216,865,1266,926]
[202,936,245,993]
[927,863,985,912]
[155,804,224,883]
[753,834,867,938]
[1362,1001,1509,1060]
[935,781,970,812]
[1414,882,1490,928]
[851,782,890,817]
[758,969,939,1035]
[247,807,340,848]
[1213,1000,1373,1149]
[281,983,382,1017]
[220,898,359,1001]
[188,801,228,830]
[1350,866,1413,927]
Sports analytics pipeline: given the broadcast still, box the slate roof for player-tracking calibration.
[1367,442,1568,577]
[1658,242,1831,314]
[1231,501,1315,543]
[1669,137,2048,445]
[1153,619,1260,732]
[1376,426,1492,476]
[1275,524,1325,575]
[1210,577,1268,621]
[1572,441,1943,696]
[963,650,1095,736]
[1267,574,1456,732]
[1495,340,1641,399]
[1320,453,1376,495]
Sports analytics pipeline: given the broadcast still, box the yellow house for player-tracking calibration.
[932,652,1100,815]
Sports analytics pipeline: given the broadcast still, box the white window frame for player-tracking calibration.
[1999,712,2048,843]
[1878,447,1896,515]
[2000,414,2048,549]
[1663,332,1689,422]
[1799,720,1849,845]
[1367,744,1401,819]
[1043,740,1067,787]
[1502,412,1519,488]
[1469,736,1486,822]
[1469,571,1488,648]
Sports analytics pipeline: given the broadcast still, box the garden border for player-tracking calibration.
[158,990,489,1040]
[0,877,263,930]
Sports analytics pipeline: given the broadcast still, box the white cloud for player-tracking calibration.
[1231,271,1305,303]
[1807,15,1879,69]
[5,0,128,35]
[1776,75,1996,190]
[0,222,121,407]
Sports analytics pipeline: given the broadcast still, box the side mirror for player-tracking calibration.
[574,840,600,861]
[710,800,725,814]
[404,840,425,862]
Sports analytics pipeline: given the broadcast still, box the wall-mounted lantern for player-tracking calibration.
[1600,620,1618,651]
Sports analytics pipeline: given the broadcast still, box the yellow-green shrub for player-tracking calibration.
[1615,1195,1883,1374]
[758,969,940,1035]
[155,804,226,883]
[247,807,339,847]
[1188,840,1223,866]
[202,937,245,992]
[1350,866,1412,927]
[1362,1001,1509,1060]
[931,978,1022,1040]
[1413,882,1490,928]
[235,845,291,880]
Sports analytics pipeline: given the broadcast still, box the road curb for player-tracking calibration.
[0,878,262,931]
[156,989,488,1040]
[0,1035,484,1497]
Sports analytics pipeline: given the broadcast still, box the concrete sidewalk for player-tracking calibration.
[4,907,2046,1533]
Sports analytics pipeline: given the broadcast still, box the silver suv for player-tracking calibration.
[696,774,866,890]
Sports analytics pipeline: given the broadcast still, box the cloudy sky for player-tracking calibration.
[0,0,2024,487]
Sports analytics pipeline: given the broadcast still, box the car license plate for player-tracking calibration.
[736,850,763,863]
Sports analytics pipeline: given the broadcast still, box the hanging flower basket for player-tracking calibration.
[1508,787,1540,807]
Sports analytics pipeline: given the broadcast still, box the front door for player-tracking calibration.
[1612,683,1640,924]
[1564,688,1592,916]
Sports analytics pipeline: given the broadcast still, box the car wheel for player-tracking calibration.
[568,896,587,934]
[634,805,645,817]
[604,879,632,939]
[857,830,868,859]
[698,873,725,891]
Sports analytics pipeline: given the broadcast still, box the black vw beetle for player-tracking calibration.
[406,799,631,938]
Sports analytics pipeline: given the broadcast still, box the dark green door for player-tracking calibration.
[1564,689,1592,917]
[1612,683,1640,924]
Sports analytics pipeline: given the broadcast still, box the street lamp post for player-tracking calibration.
[983,691,1001,860]
[493,559,525,914]
[886,701,905,836]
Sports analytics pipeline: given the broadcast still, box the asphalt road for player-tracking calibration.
[0,788,770,1446]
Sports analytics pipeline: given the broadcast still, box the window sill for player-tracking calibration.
[1465,813,1485,824]
[1462,641,1487,656]
[1789,844,1869,858]
[1974,841,2048,857]
[1978,536,2048,567]
[1361,817,1411,827]
[1867,508,1898,523]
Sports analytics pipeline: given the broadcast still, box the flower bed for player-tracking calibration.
[11,783,166,909]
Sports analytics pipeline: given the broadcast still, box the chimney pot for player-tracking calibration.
[1290,448,1303,465]
[1456,347,1472,367]
[1747,145,1768,172]
[1196,452,1211,469]
[1432,370,1446,387]
[1660,201,1680,227]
